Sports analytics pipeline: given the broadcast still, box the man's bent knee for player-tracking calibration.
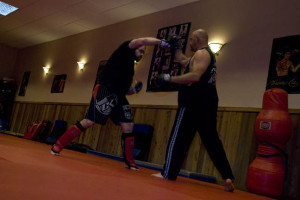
[120,122,134,133]
[80,119,95,129]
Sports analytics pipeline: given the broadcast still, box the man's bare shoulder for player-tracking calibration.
[195,48,210,57]
[193,48,211,62]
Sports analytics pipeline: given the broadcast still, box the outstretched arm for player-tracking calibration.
[129,37,169,49]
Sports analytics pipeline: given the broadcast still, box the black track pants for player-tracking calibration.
[161,106,234,180]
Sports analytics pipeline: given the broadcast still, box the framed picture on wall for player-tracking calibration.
[18,71,31,96]
[51,74,67,93]
[147,22,191,92]
[266,35,300,94]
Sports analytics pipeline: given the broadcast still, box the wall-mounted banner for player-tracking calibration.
[51,74,67,93]
[266,35,300,94]
[18,71,31,96]
[147,22,191,92]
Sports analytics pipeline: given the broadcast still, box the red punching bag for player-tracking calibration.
[246,88,292,198]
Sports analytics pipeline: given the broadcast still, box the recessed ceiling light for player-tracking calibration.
[0,1,18,16]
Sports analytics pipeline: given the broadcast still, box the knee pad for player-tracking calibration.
[75,121,86,131]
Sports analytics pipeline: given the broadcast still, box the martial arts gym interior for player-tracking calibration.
[0,0,300,199]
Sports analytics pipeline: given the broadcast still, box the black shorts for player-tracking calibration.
[85,84,133,125]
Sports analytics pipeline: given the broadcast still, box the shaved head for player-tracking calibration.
[193,29,208,41]
[189,29,209,51]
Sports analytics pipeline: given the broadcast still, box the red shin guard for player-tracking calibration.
[53,125,83,153]
[121,133,137,168]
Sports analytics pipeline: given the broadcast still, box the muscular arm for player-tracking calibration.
[174,49,190,68]
[129,37,162,49]
[171,49,211,85]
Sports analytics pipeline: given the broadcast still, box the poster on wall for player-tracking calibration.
[266,35,300,93]
[147,22,191,92]
[18,71,31,96]
[51,74,67,93]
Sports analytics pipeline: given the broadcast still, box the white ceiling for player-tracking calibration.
[0,0,198,49]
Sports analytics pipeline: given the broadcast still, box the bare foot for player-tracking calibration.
[224,179,234,192]
[151,173,164,179]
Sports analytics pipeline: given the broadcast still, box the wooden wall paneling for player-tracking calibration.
[34,104,45,120]
[106,120,123,156]
[96,122,108,153]
[221,112,245,187]
[52,105,62,120]
[30,104,39,120]
[78,123,102,150]
[42,104,56,121]
[11,103,29,133]
[55,104,70,121]
[9,102,21,132]
[17,103,28,133]
[96,119,123,156]
[14,103,27,133]
[133,108,177,164]
[17,103,34,133]
[284,114,300,199]
[231,112,257,190]
[38,104,46,119]
[213,111,237,181]
[132,107,159,125]
[196,144,216,177]
[60,105,86,126]
[182,133,202,172]
[59,105,71,125]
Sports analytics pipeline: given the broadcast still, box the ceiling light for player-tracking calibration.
[0,1,18,16]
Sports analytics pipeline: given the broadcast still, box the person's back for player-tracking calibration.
[99,41,135,95]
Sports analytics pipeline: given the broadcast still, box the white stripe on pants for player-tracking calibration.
[163,107,185,179]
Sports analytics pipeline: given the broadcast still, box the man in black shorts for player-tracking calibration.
[152,29,235,191]
[51,37,170,170]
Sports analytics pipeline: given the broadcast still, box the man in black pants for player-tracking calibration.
[51,37,170,170]
[152,29,234,191]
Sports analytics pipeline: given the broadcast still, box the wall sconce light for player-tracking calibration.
[208,42,224,55]
[77,62,85,71]
[43,66,50,75]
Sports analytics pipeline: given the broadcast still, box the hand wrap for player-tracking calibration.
[167,34,183,50]
[155,74,171,86]
[160,39,171,48]
[127,81,143,95]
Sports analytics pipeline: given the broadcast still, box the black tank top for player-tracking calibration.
[98,40,135,95]
[178,47,218,109]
